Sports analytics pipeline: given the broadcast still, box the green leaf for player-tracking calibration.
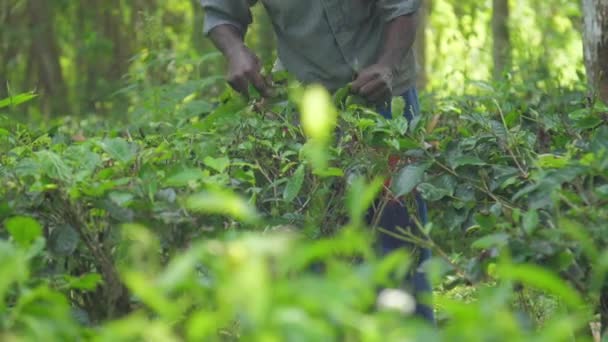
[66,273,102,291]
[198,97,247,128]
[203,156,230,173]
[185,190,259,223]
[391,96,406,120]
[313,167,344,177]
[49,224,80,256]
[333,84,352,107]
[347,176,384,225]
[35,150,72,181]
[392,162,430,197]
[5,216,43,248]
[522,211,539,234]
[472,233,509,249]
[164,168,205,187]
[594,184,608,199]
[283,164,305,203]
[452,156,487,168]
[474,214,496,230]
[0,92,37,109]
[100,138,137,164]
[536,154,569,169]
[496,263,584,308]
[417,182,451,201]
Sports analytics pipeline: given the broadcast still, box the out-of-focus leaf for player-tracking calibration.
[452,156,487,168]
[522,211,539,234]
[391,96,406,120]
[35,150,72,181]
[417,182,451,201]
[496,263,584,308]
[5,216,43,248]
[100,138,137,164]
[283,164,306,203]
[164,168,205,187]
[472,233,509,249]
[536,154,569,169]
[0,92,37,109]
[185,190,259,223]
[347,176,383,225]
[49,224,80,256]
[204,156,230,173]
[66,273,102,291]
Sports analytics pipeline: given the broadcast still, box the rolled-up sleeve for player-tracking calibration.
[376,0,421,22]
[200,0,257,35]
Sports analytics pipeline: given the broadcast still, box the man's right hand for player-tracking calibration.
[226,45,271,98]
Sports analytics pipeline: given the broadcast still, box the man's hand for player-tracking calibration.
[352,14,417,104]
[226,45,271,98]
[351,63,394,103]
[208,24,271,98]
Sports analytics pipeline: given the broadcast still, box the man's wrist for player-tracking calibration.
[225,43,250,62]
[209,24,248,58]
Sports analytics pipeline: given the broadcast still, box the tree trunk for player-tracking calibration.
[27,0,69,115]
[104,0,131,82]
[583,0,608,102]
[415,0,431,90]
[492,0,511,81]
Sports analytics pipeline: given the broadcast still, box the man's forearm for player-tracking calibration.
[207,23,270,97]
[208,24,247,57]
[377,14,418,69]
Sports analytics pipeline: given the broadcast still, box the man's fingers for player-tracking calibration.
[247,70,271,97]
[359,77,384,96]
[351,71,376,92]
[228,77,250,98]
[369,87,391,103]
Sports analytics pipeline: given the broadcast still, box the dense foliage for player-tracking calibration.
[1,69,607,340]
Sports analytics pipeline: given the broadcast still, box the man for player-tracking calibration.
[200,0,433,323]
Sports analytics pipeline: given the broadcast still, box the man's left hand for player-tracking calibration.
[351,63,394,103]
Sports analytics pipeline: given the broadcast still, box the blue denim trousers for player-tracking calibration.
[374,88,435,323]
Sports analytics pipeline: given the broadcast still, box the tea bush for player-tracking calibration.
[0,75,606,341]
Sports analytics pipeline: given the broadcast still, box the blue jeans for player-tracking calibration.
[374,88,435,323]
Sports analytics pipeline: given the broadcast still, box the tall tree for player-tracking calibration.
[27,0,68,114]
[583,0,608,102]
[492,0,511,80]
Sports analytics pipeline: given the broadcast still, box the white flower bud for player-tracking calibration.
[376,288,416,315]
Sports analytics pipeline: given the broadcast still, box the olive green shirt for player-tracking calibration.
[201,0,420,94]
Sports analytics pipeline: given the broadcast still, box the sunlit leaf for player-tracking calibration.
[185,190,259,223]
[300,85,337,141]
[0,92,37,109]
[204,156,230,173]
[5,216,43,248]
